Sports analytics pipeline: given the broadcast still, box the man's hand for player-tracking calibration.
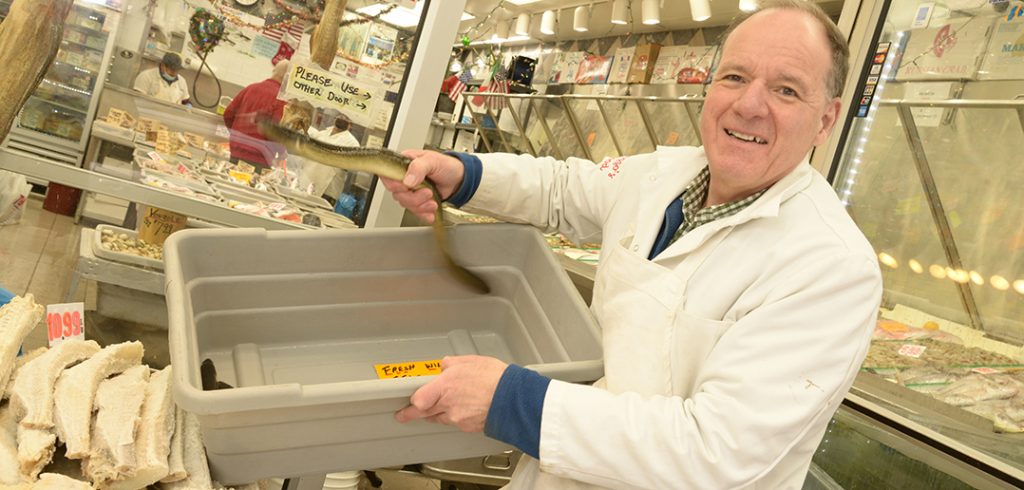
[380,149,465,223]
[394,355,507,433]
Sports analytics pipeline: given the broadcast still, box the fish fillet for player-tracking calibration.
[0,403,21,484]
[1,347,46,402]
[11,340,101,428]
[159,411,213,490]
[106,367,174,490]
[160,407,186,483]
[82,365,152,487]
[16,425,54,481]
[53,341,143,459]
[0,296,44,401]
[32,473,93,490]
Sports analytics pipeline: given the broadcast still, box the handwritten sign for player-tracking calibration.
[284,63,376,116]
[898,344,927,358]
[47,303,85,346]
[374,359,443,379]
[251,35,280,59]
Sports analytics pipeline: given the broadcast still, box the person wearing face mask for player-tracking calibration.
[133,52,191,106]
[380,1,883,488]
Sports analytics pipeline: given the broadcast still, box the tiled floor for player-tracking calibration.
[0,195,94,352]
[1,196,453,490]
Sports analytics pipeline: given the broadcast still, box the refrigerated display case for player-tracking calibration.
[0,0,121,165]
[828,0,1024,483]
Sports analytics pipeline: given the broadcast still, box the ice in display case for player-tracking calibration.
[829,0,1024,481]
[0,0,120,164]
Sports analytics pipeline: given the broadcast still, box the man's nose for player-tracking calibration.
[732,81,770,118]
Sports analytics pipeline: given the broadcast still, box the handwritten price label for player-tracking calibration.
[374,360,443,379]
[46,302,85,346]
[898,344,927,358]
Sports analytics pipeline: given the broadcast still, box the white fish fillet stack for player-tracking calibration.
[52,341,143,459]
[0,295,44,400]
[11,340,101,427]
[81,364,151,486]
[160,410,214,490]
[105,366,175,490]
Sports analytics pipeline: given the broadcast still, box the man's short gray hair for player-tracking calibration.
[719,0,849,98]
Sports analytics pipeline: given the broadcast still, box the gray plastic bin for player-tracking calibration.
[164,224,602,484]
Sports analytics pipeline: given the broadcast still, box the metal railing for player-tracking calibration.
[455,93,706,161]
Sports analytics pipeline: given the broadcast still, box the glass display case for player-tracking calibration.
[1,0,120,163]
[830,0,1024,482]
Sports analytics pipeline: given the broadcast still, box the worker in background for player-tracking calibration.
[382,1,883,488]
[302,114,359,198]
[133,52,191,106]
[222,61,290,172]
[309,114,358,147]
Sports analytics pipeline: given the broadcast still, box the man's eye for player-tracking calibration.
[780,87,798,97]
[722,74,743,82]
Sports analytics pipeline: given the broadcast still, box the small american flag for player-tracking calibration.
[486,66,509,111]
[449,70,473,102]
[263,21,306,44]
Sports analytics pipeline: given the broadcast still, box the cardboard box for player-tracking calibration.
[627,44,661,84]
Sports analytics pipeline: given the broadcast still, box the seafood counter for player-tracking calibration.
[91,109,356,230]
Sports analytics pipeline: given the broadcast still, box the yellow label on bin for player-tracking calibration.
[228,170,253,184]
[374,360,443,379]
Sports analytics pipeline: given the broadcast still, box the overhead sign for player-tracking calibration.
[283,63,377,116]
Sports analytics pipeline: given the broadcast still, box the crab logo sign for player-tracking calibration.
[932,24,957,58]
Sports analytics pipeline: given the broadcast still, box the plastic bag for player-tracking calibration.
[0,170,31,226]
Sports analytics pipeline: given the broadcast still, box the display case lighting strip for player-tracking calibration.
[839,30,904,207]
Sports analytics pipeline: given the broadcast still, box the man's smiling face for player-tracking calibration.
[699,8,841,204]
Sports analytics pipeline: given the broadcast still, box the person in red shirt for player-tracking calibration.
[223,61,290,170]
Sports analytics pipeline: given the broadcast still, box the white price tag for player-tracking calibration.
[898,344,927,358]
[46,302,85,346]
[268,202,287,211]
[147,151,164,162]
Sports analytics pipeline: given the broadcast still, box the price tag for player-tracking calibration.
[147,151,164,162]
[374,359,443,379]
[898,344,927,358]
[177,163,189,174]
[46,302,85,346]
[268,202,287,211]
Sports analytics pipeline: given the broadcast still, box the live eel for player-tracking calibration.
[259,120,490,294]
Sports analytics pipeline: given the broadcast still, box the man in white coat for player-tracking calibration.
[383,1,883,488]
[133,52,191,106]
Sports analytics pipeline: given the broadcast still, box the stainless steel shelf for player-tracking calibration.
[0,148,309,230]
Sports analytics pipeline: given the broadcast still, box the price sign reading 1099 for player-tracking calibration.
[46,302,85,346]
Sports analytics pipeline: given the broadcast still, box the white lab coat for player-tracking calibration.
[133,67,190,105]
[464,147,882,490]
[300,128,360,196]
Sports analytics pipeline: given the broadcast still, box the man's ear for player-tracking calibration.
[814,97,842,146]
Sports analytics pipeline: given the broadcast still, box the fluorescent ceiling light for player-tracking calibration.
[689,0,711,22]
[540,10,556,35]
[642,0,660,24]
[506,0,543,4]
[515,13,530,36]
[739,0,758,12]
[611,0,628,24]
[574,6,589,32]
[357,2,473,27]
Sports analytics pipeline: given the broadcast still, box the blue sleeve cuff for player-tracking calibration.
[484,364,551,459]
[443,151,482,207]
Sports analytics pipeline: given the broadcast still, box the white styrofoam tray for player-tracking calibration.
[92,224,164,270]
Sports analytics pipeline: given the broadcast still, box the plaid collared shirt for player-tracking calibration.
[670,167,768,244]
